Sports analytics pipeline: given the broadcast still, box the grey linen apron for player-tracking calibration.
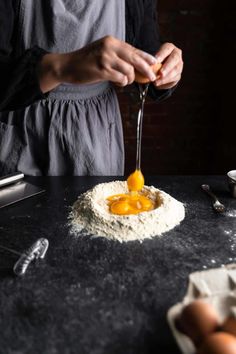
[0,0,125,176]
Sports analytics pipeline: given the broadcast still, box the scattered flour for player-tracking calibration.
[225,209,236,218]
[69,181,185,242]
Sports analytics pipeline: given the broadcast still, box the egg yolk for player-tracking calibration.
[107,193,154,215]
[127,169,144,192]
[107,170,154,215]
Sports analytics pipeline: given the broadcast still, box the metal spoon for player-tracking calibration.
[201,184,226,213]
[135,83,149,171]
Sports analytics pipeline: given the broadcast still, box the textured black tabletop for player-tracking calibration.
[1,176,236,354]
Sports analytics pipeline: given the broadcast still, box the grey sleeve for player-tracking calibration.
[0,0,47,112]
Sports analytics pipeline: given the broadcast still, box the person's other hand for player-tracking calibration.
[39,36,158,92]
[153,43,183,90]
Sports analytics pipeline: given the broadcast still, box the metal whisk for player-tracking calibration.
[0,238,49,276]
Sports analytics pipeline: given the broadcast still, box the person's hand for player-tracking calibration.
[39,36,158,93]
[153,43,183,90]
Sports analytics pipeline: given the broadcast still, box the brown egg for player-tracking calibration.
[176,300,220,346]
[134,62,162,83]
[221,316,236,337]
[197,332,236,354]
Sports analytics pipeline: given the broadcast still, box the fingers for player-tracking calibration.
[154,63,183,87]
[104,68,128,87]
[113,76,128,87]
[159,48,183,77]
[153,72,180,89]
[131,51,157,81]
[134,48,157,66]
[111,57,135,85]
[155,42,176,63]
[115,40,156,65]
[153,42,183,89]
[154,81,178,90]
[116,41,157,82]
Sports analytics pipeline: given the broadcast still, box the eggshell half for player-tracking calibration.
[135,62,162,84]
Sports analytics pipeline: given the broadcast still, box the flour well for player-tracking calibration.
[70,181,185,242]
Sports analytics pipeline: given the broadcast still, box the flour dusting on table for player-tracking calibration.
[69,181,185,242]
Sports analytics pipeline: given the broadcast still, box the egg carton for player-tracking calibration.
[167,264,236,354]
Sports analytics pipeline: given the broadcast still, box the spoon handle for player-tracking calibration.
[136,84,149,171]
[201,184,218,202]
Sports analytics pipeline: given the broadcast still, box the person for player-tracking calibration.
[0,0,183,176]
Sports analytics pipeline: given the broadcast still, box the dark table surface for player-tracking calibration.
[1,176,236,354]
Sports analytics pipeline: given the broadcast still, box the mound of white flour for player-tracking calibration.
[70,181,185,242]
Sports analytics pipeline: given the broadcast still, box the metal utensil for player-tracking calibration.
[0,180,45,209]
[135,83,149,171]
[201,184,226,213]
[227,170,236,198]
[0,172,24,188]
[0,238,49,276]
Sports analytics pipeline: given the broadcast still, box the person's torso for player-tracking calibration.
[15,0,125,54]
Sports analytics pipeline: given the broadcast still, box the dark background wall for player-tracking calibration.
[118,0,236,175]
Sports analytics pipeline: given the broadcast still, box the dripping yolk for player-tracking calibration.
[107,170,154,215]
[127,169,144,192]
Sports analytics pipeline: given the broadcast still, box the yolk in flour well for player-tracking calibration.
[107,192,154,215]
[107,169,154,216]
